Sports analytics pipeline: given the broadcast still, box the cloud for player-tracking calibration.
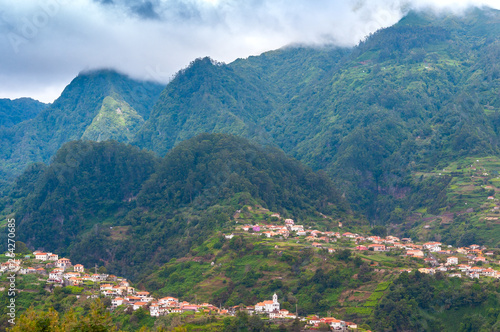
[0,0,498,102]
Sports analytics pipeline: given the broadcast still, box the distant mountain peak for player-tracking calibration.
[78,68,126,77]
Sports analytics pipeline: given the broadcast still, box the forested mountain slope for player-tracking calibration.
[12,133,353,279]
[0,70,164,191]
[135,8,500,225]
[2,8,500,247]
[0,98,47,128]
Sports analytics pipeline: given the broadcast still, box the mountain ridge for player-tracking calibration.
[12,133,355,280]
[0,69,164,192]
[133,7,500,226]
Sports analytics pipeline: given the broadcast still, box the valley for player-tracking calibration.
[0,6,500,332]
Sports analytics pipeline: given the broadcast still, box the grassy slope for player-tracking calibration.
[401,156,500,247]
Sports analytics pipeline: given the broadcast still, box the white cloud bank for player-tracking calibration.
[0,0,498,102]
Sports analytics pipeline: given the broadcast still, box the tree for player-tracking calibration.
[370,226,387,237]
[8,299,116,332]
[8,307,60,332]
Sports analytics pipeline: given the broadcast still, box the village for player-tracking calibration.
[0,251,358,330]
[233,215,500,280]
[1,211,499,331]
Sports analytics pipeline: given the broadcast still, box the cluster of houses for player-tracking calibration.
[305,316,358,331]
[1,249,354,329]
[236,219,499,280]
[29,251,112,285]
[110,292,296,320]
[111,293,220,316]
[0,251,118,289]
[2,252,329,324]
[2,211,498,331]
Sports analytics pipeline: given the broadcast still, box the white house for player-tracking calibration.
[74,264,84,272]
[56,258,72,269]
[149,303,160,316]
[35,252,48,260]
[447,257,458,265]
[159,297,179,305]
[437,266,448,272]
[423,242,442,251]
[112,297,124,308]
[48,254,59,261]
[100,284,114,291]
[133,302,147,310]
[429,245,442,252]
[49,269,63,282]
[136,291,150,299]
[63,272,80,280]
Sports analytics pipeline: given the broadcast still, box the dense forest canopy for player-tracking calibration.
[10,134,351,279]
[0,70,164,193]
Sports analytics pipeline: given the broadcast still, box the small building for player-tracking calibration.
[149,302,162,316]
[112,297,124,308]
[136,291,150,299]
[73,264,84,272]
[56,258,72,269]
[133,302,147,310]
[407,250,424,257]
[368,244,386,251]
[159,297,179,305]
[35,253,48,261]
[255,294,280,313]
[48,254,59,261]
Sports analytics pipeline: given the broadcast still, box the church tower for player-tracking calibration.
[273,293,278,303]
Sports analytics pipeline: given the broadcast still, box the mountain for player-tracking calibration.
[134,8,500,227]
[134,47,349,156]
[0,97,47,128]
[2,8,499,247]
[0,69,164,191]
[13,133,353,279]
[81,95,145,142]
[2,8,500,332]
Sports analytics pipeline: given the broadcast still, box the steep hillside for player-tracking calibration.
[135,8,500,226]
[81,96,145,142]
[0,70,164,190]
[12,134,354,280]
[134,57,277,156]
[135,47,348,157]
[0,98,47,128]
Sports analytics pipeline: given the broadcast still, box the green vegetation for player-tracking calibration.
[10,133,354,280]
[140,231,395,319]
[0,98,46,128]
[401,156,500,248]
[134,8,500,226]
[370,272,500,331]
[1,7,500,332]
[0,69,164,193]
[81,96,145,143]
[7,299,116,332]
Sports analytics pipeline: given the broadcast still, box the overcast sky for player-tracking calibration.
[0,0,498,103]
